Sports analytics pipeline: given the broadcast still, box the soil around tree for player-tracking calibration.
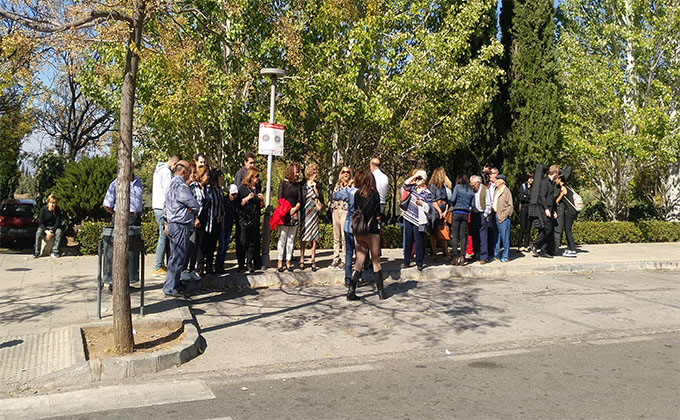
[82,321,184,359]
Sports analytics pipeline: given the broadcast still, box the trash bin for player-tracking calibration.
[101,226,144,285]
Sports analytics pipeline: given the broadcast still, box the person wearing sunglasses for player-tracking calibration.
[401,170,434,271]
[330,166,353,270]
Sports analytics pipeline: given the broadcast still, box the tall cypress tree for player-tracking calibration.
[504,0,562,185]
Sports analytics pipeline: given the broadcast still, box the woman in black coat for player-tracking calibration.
[238,168,264,273]
[347,170,386,301]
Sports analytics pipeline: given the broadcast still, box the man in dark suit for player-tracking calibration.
[531,164,559,258]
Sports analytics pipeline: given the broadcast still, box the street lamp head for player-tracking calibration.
[260,68,286,78]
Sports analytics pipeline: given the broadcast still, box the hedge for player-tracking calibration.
[75,220,680,255]
[76,220,159,255]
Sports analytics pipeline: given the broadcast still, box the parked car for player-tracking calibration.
[0,199,39,248]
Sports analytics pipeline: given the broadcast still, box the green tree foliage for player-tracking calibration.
[51,156,117,223]
[77,1,504,193]
[504,0,562,187]
[0,102,32,199]
[559,0,680,221]
[34,152,67,205]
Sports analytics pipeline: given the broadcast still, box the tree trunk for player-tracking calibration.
[663,160,680,222]
[328,120,342,194]
[112,1,146,355]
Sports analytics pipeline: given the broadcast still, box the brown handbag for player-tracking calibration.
[437,221,450,241]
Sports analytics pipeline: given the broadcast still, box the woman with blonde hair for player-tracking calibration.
[428,167,451,261]
[330,166,352,270]
[299,164,324,271]
[239,168,264,272]
[34,195,63,258]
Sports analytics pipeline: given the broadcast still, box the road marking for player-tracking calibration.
[259,364,374,381]
[587,335,657,346]
[0,379,215,419]
[449,348,533,361]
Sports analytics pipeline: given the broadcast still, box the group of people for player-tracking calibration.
[30,148,577,301]
[153,153,263,298]
[71,147,578,300]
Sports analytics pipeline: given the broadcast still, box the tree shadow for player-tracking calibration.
[191,277,513,348]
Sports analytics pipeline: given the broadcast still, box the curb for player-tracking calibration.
[201,260,680,289]
[29,300,205,389]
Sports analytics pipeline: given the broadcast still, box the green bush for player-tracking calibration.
[77,220,159,255]
[76,220,680,255]
[52,156,117,223]
[76,221,108,255]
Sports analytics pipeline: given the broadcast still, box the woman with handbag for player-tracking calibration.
[557,170,578,257]
[238,168,264,273]
[299,164,324,271]
[347,170,386,300]
[276,163,302,272]
[401,170,434,271]
[428,167,452,261]
[449,173,475,266]
[330,166,352,270]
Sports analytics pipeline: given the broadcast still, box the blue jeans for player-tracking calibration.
[163,222,190,294]
[154,209,167,270]
[494,216,511,261]
[215,220,233,271]
[344,230,356,284]
[403,220,424,267]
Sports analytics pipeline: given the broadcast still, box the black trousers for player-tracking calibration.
[518,205,531,248]
[563,211,577,251]
[554,203,565,251]
[533,216,555,254]
[202,227,220,272]
[451,212,468,257]
[235,221,246,268]
[239,222,261,268]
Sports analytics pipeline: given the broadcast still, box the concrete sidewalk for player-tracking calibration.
[0,252,200,394]
[0,242,678,395]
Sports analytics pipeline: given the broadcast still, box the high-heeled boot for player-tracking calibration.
[374,270,387,300]
[347,270,361,301]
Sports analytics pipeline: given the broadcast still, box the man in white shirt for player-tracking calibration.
[370,158,389,216]
[486,166,499,259]
[152,155,179,275]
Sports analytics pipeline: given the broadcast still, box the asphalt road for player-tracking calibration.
[3,270,679,419]
[47,332,679,419]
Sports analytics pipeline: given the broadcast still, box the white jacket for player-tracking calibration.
[152,162,173,210]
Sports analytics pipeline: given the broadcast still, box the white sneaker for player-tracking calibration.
[189,270,201,281]
[180,270,192,281]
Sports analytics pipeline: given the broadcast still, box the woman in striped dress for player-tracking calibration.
[299,164,323,271]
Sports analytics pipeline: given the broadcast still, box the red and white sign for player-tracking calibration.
[258,122,285,156]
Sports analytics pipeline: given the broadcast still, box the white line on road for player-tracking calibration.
[0,379,215,419]
[587,335,658,346]
[448,348,534,361]
[258,364,374,382]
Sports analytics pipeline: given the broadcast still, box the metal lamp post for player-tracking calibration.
[260,67,285,268]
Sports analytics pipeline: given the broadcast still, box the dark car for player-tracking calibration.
[0,199,39,248]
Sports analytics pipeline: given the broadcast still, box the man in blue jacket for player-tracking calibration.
[163,160,199,298]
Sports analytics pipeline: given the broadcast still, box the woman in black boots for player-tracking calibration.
[347,170,386,301]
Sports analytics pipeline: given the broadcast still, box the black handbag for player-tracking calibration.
[351,209,370,235]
